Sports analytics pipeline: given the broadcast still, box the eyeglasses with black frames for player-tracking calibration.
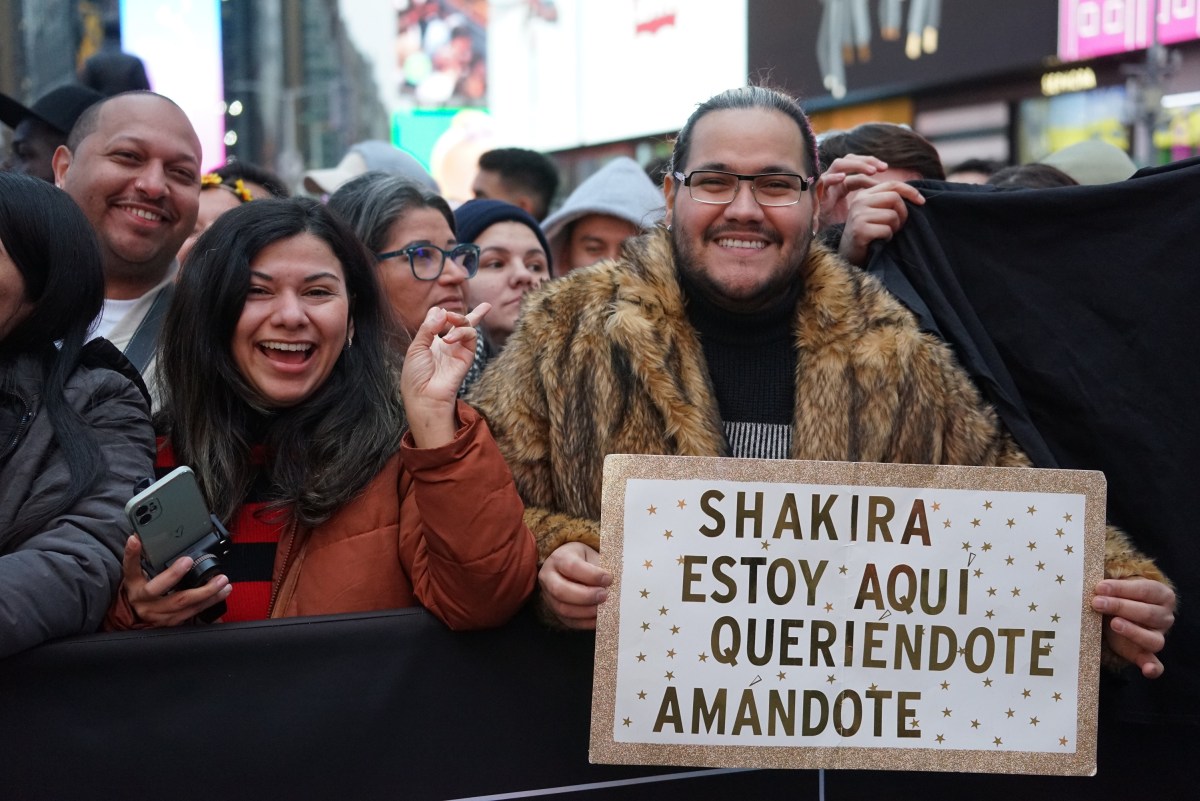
[374,243,481,280]
[674,170,814,207]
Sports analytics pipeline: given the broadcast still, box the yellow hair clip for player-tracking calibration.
[199,172,253,203]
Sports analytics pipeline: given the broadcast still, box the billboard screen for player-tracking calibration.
[1059,0,1200,62]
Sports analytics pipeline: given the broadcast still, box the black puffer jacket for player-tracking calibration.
[0,340,154,658]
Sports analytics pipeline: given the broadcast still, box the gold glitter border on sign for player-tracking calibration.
[589,454,1105,777]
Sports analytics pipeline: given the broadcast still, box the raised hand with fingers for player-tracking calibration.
[401,302,491,448]
[817,154,891,229]
[836,179,926,267]
[118,535,231,628]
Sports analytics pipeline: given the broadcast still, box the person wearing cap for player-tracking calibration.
[51,91,202,406]
[454,199,552,358]
[1039,139,1138,185]
[540,156,664,275]
[304,140,439,197]
[1,85,103,182]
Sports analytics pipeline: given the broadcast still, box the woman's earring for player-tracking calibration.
[345,334,354,350]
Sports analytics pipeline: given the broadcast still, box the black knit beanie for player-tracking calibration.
[453,199,554,276]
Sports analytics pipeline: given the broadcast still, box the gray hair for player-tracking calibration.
[326,171,455,253]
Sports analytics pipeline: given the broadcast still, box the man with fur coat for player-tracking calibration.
[469,86,1174,678]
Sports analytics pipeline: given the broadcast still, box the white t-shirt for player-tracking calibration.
[90,297,140,343]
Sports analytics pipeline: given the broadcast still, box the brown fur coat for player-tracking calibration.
[469,228,1163,597]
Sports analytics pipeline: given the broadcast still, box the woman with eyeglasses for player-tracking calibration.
[328,171,488,391]
[103,197,537,630]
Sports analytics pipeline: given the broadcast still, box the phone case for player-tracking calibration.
[123,466,216,573]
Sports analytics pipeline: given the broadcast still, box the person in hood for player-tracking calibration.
[540,157,664,274]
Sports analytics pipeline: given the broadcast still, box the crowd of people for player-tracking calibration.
[0,80,1181,775]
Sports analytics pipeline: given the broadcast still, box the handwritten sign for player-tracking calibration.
[590,456,1105,776]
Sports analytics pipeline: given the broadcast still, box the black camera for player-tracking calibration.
[125,467,233,622]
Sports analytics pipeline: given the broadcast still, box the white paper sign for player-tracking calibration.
[591,456,1105,776]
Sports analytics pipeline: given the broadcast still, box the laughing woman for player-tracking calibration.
[105,198,536,629]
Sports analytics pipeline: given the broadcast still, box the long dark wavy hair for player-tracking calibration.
[0,172,107,539]
[159,197,404,526]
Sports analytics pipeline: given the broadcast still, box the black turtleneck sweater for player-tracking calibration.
[679,268,799,459]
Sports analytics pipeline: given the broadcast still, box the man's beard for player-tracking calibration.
[669,223,809,314]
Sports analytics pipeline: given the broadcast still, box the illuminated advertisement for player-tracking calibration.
[120,0,225,170]
[1059,0,1200,61]
[487,0,748,152]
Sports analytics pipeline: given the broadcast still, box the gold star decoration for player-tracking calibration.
[1052,692,1063,702]
[826,674,836,685]
[1050,613,1061,623]
[984,501,993,510]
[639,588,650,598]
[643,559,653,569]
[1022,689,1032,699]
[637,691,646,700]
[993,737,1003,746]
[1059,736,1069,746]
[987,587,997,596]
[676,499,687,510]
[1030,716,1040,726]
[983,678,993,687]
[1055,575,1065,584]
[1064,545,1074,555]
[1063,513,1072,522]
[623,717,632,727]
[1055,528,1065,537]
[664,671,675,681]
[982,542,992,551]
[1027,505,1037,515]
[869,683,879,691]
[777,671,787,680]
[1027,541,1038,551]
[670,625,680,635]
[1006,518,1016,528]
[658,606,669,616]
[838,565,848,575]
[932,502,941,511]
[1005,556,1015,566]
[646,505,657,515]
[985,609,995,619]
[935,734,946,744]
[973,568,983,578]
[824,602,834,612]
[943,519,952,529]
[760,541,770,550]
[910,719,920,729]
[971,719,981,729]
[636,652,647,662]
[1004,708,1015,718]
[961,541,972,551]
[1011,587,1021,597]
[971,518,981,528]
[942,707,952,717]
[1028,602,1039,612]
[666,649,676,659]
[940,681,950,690]
[957,647,967,656]
[698,652,708,662]
[640,622,650,632]
[662,529,673,540]
[1036,561,1046,571]
[676,555,686,565]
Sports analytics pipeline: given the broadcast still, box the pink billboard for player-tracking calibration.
[1060,0,1200,61]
